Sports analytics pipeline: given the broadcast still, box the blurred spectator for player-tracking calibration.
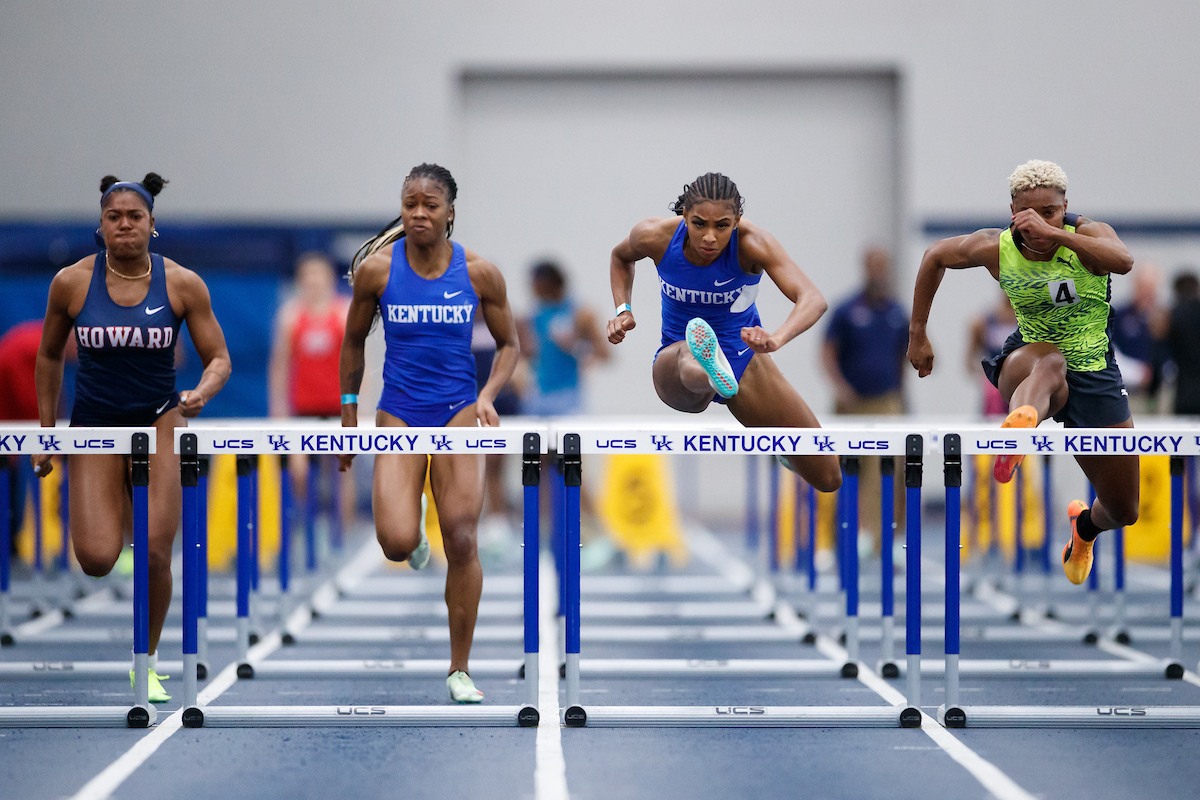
[520,260,608,416]
[520,259,614,568]
[268,252,355,524]
[966,292,1018,417]
[1112,263,1168,414]
[823,246,908,545]
[472,315,526,564]
[1168,271,1200,415]
[0,319,42,556]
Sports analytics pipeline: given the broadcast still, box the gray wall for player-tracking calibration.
[3,1,1198,423]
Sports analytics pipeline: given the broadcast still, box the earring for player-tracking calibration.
[152,229,159,238]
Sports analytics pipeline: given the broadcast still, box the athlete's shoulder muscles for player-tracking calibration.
[733,218,785,273]
[1072,216,1121,241]
[619,217,677,262]
[928,228,1003,274]
[463,248,506,303]
[48,256,94,319]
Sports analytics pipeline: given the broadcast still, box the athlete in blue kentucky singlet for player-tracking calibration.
[607,172,841,493]
[33,173,231,703]
[339,164,519,703]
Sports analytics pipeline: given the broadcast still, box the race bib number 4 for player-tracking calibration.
[1048,278,1079,307]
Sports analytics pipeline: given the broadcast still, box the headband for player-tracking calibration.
[101,181,154,211]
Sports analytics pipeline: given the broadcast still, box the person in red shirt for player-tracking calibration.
[0,320,43,421]
[268,252,354,522]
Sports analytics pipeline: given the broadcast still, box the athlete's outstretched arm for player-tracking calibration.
[908,229,1001,377]
[737,222,826,353]
[469,254,520,427]
[30,267,81,476]
[339,251,388,428]
[175,267,232,417]
[608,218,673,344]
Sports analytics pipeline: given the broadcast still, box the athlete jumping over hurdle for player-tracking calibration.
[338,164,520,703]
[606,172,842,493]
[32,174,232,703]
[907,160,1139,585]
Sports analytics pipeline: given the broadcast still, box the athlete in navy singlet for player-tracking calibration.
[339,164,519,703]
[33,174,231,703]
[608,172,841,493]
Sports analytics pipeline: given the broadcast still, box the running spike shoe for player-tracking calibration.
[1062,500,1095,585]
[409,493,431,570]
[686,318,738,398]
[447,670,484,703]
[992,404,1038,483]
[130,669,172,704]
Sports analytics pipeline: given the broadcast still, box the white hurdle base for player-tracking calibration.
[0,660,185,679]
[939,704,1200,728]
[893,658,1180,678]
[0,704,156,728]
[572,704,917,727]
[191,704,537,727]
[9,627,237,645]
[315,599,768,621]
[577,659,853,678]
[243,658,523,679]
[340,574,748,597]
[282,624,802,645]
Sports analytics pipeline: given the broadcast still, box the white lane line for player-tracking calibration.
[69,538,381,800]
[535,554,569,800]
[808,626,1036,800]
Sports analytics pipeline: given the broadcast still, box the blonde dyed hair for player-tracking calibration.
[1008,160,1068,197]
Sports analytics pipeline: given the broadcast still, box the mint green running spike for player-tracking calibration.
[686,318,738,398]
[409,493,431,570]
[447,670,483,703]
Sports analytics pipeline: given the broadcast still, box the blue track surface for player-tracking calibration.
[4,520,1200,800]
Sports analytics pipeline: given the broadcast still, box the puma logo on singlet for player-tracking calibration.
[1056,256,1072,266]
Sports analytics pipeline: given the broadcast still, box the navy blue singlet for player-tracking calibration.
[71,251,181,426]
[656,220,763,390]
[377,239,478,427]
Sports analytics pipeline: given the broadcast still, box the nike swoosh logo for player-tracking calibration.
[449,399,469,411]
[714,278,736,287]
[145,305,165,315]
[443,290,463,299]
[736,348,750,356]
[155,399,171,414]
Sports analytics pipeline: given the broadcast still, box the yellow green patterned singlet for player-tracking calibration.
[998,222,1111,372]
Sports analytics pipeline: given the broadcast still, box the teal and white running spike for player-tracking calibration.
[686,318,738,398]
[775,454,801,475]
[447,670,484,703]
[409,493,431,570]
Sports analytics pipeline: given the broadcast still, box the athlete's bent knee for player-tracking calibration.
[377,529,418,563]
[75,546,120,578]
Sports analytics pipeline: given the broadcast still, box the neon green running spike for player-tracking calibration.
[130,669,172,703]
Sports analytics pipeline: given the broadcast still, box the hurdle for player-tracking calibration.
[176,426,544,728]
[937,426,1200,728]
[0,426,159,728]
[554,424,923,728]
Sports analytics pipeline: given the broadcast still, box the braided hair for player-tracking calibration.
[349,163,459,286]
[669,172,743,216]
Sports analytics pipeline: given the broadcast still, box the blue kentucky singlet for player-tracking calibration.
[379,239,478,405]
[72,251,181,425]
[657,220,762,350]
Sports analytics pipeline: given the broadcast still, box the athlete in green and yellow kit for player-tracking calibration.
[907,160,1137,585]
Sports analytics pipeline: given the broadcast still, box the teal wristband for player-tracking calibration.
[615,302,632,317]
[341,394,359,405]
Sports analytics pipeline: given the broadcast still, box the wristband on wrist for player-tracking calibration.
[615,302,632,317]
[341,394,359,406]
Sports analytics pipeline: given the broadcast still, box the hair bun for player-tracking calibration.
[99,175,120,193]
[140,173,168,196]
